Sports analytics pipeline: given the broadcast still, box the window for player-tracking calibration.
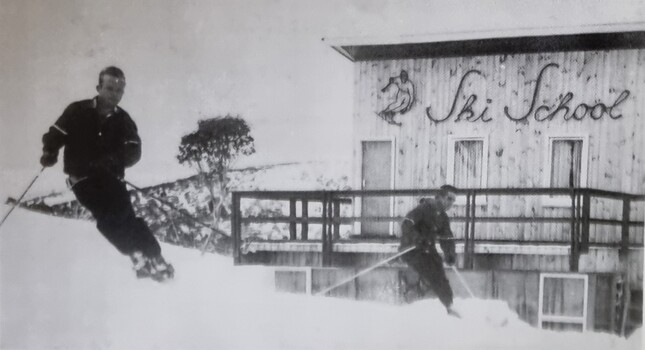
[274,267,312,295]
[447,136,488,205]
[538,273,588,331]
[544,135,589,207]
[454,140,484,187]
[550,139,583,187]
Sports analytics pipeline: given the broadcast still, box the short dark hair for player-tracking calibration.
[438,184,458,197]
[98,66,125,85]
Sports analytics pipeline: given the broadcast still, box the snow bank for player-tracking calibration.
[0,207,639,350]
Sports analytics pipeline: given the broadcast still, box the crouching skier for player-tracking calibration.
[400,185,460,317]
[39,66,173,282]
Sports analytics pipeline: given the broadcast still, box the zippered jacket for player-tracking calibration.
[400,198,456,259]
[42,97,141,178]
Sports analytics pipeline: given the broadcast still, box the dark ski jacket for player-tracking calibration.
[400,198,456,257]
[41,97,141,179]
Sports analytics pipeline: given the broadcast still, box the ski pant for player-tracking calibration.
[71,173,162,259]
[402,248,454,308]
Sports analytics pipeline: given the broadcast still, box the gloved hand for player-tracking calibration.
[40,152,57,167]
[415,238,433,253]
[444,253,456,266]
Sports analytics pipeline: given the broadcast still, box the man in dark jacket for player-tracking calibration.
[400,185,459,316]
[40,66,173,281]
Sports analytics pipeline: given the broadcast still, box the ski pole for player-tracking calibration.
[0,167,45,229]
[315,246,416,296]
[450,265,475,298]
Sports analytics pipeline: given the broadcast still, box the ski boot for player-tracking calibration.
[447,305,462,319]
[148,256,175,282]
[130,251,152,279]
[130,252,174,282]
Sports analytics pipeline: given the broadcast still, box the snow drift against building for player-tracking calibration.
[0,206,641,350]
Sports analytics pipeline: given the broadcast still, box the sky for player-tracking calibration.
[1,0,644,195]
[0,205,641,349]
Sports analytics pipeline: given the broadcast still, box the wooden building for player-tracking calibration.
[232,25,645,334]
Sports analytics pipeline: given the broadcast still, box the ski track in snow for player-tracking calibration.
[0,206,641,350]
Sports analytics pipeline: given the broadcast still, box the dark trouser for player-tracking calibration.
[71,174,161,259]
[402,248,454,308]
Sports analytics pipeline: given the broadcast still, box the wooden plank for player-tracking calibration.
[589,218,643,226]
[240,215,587,225]
[356,268,400,303]
[312,268,357,298]
[493,271,540,326]
[275,269,310,294]
[610,274,618,332]
[446,269,493,298]
[246,242,323,252]
[237,188,638,198]
[246,241,577,256]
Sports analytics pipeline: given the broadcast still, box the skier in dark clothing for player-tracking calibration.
[40,66,173,282]
[400,184,459,316]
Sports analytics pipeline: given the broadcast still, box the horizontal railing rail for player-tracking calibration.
[234,187,645,199]
[231,188,644,270]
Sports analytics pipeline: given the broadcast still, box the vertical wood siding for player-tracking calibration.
[353,50,644,248]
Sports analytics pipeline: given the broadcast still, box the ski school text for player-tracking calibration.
[425,63,631,123]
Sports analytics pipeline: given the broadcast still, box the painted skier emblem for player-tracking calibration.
[377,70,415,126]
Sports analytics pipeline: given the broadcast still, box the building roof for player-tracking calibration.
[324,22,645,62]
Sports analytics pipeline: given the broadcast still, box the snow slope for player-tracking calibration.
[0,206,641,350]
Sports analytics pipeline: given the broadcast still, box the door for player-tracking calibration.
[361,140,392,236]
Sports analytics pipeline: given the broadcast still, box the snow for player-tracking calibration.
[0,206,641,350]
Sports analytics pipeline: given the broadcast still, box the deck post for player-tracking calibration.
[464,192,471,269]
[232,192,241,265]
[468,191,476,270]
[333,199,341,240]
[581,191,590,253]
[327,193,335,266]
[569,190,579,272]
[322,192,332,267]
[620,198,631,261]
[289,198,297,240]
[302,199,309,240]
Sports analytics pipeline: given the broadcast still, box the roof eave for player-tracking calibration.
[323,22,645,61]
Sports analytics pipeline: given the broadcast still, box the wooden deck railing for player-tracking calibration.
[231,188,644,270]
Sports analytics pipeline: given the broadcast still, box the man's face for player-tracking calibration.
[439,191,456,210]
[96,74,125,108]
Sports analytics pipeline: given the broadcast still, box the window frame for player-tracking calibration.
[446,135,489,205]
[537,272,589,332]
[543,134,589,207]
